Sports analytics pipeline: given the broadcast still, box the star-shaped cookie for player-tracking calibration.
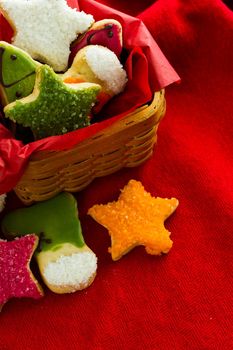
[0,0,94,71]
[0,234,44,310]
[88,180,179,260]
[4,64,100,139]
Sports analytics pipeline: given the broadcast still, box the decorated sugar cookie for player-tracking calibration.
[69,19,123,64]
[63,45,127,113]
[0,0,94,71]
[2,193,98,294]
[88,180,179,261]
[4,64,101,139]
[0,41,38,106]
[0,235,44,311]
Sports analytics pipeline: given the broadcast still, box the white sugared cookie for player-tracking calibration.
[0,0,94,71]
[63,45,127,112]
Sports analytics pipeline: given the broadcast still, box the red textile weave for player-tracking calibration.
[0,0,233,349]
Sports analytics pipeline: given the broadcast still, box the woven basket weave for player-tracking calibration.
[14,90,166,204]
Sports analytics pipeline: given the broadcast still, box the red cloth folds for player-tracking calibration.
[0,0,179,194]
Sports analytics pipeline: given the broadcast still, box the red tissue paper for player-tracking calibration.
[0,0,179,194]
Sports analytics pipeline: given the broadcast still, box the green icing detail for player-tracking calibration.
[1,192,85,252]
[51,244,64,252]
[4,64,100,139]
[0,41,37,104]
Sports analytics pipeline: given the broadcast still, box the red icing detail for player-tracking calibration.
[69,23,122,65]
[0,235,43,308]
[92,91,111,114]
[0,14,14,43]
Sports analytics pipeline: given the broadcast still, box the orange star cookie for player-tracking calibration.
[88,179,179,261]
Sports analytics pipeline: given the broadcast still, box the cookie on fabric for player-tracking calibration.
[0,41,38,106]
[69,19,123,64]
[4,64,100,139]
[0,0,94,71]
[63,45,127,113]
[0,234,44,311]
[88,179,179,261]
[2,193,98,294]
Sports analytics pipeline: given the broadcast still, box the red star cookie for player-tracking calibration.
[88,180,179,260]
[0,234,44,310]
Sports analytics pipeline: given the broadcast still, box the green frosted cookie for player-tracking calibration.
[1,192,98,294]
[0,41,38,105]
[4,64,101,139]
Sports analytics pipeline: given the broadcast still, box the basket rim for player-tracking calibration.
[30,89,165,162]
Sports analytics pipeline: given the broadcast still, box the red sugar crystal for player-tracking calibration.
[0,234,44,310]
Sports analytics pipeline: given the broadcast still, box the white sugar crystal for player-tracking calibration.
[43,251,97,288]
[0,0,94,71]
[85,45,127,95]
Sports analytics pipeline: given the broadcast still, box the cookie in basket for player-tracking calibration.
[4,64,101,139]
[0,0,94,71]
[0,41,39,106]
[69,18,123,64]
[63,45,127,113]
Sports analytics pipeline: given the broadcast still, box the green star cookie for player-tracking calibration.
[4,65,101,139]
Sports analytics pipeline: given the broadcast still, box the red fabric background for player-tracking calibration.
[0,0,233,349]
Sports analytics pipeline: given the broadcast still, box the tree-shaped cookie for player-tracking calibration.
[0,41,38,106]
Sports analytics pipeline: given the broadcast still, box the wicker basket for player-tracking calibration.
[14,90,166,204]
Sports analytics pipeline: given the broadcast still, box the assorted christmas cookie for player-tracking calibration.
[0,41,38,106]
[0,3,128,134]
[0,0,179,313]
[4,64,101,139]
[63,45,127,113]
[0,0,94,71]
[2,192,98,294]
[69,19,123,64]
[88,179,179,261]
[0,234,44,311]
